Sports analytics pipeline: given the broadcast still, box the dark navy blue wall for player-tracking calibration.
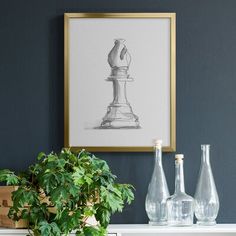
[1,0,236,224]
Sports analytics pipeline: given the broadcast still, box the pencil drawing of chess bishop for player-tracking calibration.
[100,39,140,129]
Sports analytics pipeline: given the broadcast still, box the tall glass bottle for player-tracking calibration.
[167,154,194,226]
[194,144,219,225]
[145,140,170,225]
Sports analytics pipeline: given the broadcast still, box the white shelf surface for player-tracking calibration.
[0,224,236,234]
[108,224,236,233]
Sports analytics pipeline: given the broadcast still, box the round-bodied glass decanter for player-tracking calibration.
[167,154,194,226]
[194,144,219,226]
[145,140,170,225]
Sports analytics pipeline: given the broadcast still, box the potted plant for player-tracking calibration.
[0,149,134,236]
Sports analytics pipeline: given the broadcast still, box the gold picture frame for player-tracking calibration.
[64,13,176,152]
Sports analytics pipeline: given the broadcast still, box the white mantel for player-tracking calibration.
[0,224,236,235]
[108,224,236,235]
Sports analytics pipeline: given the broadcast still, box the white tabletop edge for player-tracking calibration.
[0,224,236,234]
[107,224,236,233]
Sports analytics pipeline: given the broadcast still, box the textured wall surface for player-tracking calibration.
[1,0,236,223]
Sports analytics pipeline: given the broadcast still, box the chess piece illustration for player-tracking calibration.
[100,39,140,129]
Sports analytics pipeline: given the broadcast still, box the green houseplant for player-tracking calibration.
[0,149,134,236]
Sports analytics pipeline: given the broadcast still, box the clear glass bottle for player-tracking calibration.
[194,144,219,226]
[145,140,170,225]
[167,154,194,226]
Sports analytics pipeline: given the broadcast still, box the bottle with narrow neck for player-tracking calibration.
[145,140,170,225]
[175,156,185,193]
[167,154,194,226]
[194,144,219,225]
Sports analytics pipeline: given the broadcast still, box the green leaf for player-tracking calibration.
[95,205,111,227]
[50,186,69,207]
[72,167,85,185]
[83,206,96,217]
[50,222,61,236]
[0,169,19,185]
[107,184,122,198]
[47,153,57,162]
[116,184,135,204]
[6,174,19,185]
[39,221,51,236]
[58,209,81,233]
[39,221,61,236]
[20,209,29,219]
[37,152,46,160]
[84,173,93,185]
[100,186,123,213]
[82,226,107,236]
[68,184,80,198]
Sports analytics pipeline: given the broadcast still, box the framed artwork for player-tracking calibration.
[64,13,176,152]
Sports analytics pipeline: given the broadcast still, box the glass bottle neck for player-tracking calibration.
[201,144,210,164]
[154,146,162,164]
[175,160,185,193]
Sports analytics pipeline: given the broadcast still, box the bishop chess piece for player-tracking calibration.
[100,39,140,129]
